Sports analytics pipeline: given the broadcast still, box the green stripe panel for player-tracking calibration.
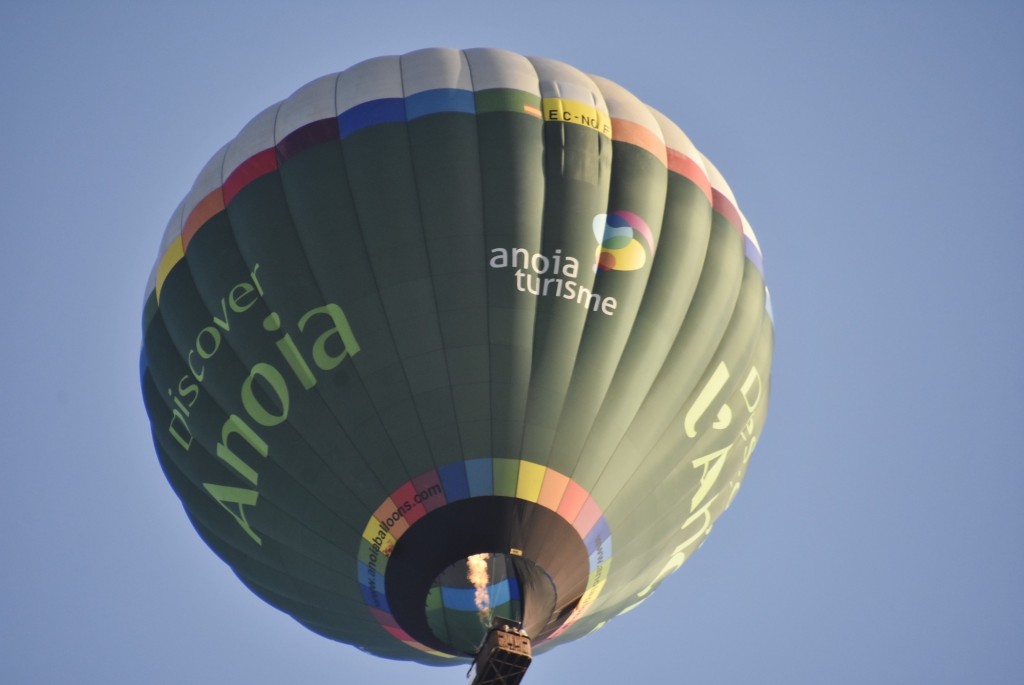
[475,88,542,116]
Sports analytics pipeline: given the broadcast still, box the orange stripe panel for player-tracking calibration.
[611,118,667,166]
[182,189,225,250]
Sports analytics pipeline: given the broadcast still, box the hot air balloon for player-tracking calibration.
[140,48,773,679]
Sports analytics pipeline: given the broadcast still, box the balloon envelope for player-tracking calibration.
[140,47,773,664]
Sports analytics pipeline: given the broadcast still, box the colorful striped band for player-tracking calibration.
[356,458,612,656]
[149,86,763,306]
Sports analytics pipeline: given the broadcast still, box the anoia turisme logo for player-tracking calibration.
[488,211,654,317]
[593,210,654,271]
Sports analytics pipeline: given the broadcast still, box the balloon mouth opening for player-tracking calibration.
[426,552,557,655]
[382,496,589,656]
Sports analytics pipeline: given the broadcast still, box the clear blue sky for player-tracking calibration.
[2,2,1021,683]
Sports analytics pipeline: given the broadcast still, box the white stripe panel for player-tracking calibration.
[146,200,187,296]
[157,200,185,254]
[703,157,737,207]
[739,209,762,255]
[649,108,709,179]
[276,73,340,140]
[223,103,280,180]
[400,48,472,95]
[336,55,403,112]
[591,74,664,145]
[529,56,609,114]
[464,48,540,95]
[180,144,229,229]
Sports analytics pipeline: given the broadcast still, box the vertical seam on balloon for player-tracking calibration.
[578,124,718,523]
[332,62,421,504]
[606,296,770,569]
[589,192,716,524]
[598,218,749,527]
[187,479,371,612]
[332,67,417,515]
[463,49,494,465]
[547,80,620,480]
[516,56,548,465]
[217,99,332,605]
[536,69,577,466]
[498,54,542,463]
[145,232,294,534]
[526,72,612,480]
[141,346,367,606]
[603,284,739,524]
[512,55,548,558]
[399,50,467,478]
[559,103,674,514]
[547,76,609,477]
[328,66,419,501]
[201,102,377,585]
[265,91,401,541]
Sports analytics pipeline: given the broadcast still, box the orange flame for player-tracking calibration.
[466,553,491,626]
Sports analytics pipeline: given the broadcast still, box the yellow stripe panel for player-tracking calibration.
[361,518,397,556]
[578,577,607,611]
[549,576,608,638]
[516,461,546,502]
[541,97,612,138]
[155,236,184,303]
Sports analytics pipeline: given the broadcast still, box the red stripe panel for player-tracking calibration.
[369,606,400,628]
[222,148,278,205]
[712,188,744,235]
[667,149,712,204]
[557,480,589,523]
[572,496,603,538]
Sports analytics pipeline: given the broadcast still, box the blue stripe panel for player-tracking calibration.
[338,98,406,138]
[744,238,764,275]
[405,88,476,120]
[357,563,391,613]
[441,579,514,611]
[438,462,470,502]
[465,458,493,497]
[583,517,611,554]
[588,537,613,569]
[589,544,610,573]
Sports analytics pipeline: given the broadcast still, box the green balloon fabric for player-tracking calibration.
[140,47,773,664]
